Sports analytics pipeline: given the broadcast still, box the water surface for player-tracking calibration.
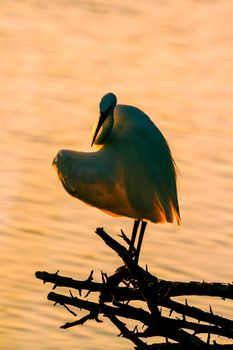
[1,1,233,349]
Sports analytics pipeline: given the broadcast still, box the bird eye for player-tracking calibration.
[100,105,113,117]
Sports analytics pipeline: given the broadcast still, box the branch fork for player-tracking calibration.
[35,227,233,349]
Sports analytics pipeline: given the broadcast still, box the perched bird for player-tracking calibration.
[53,93,180,263]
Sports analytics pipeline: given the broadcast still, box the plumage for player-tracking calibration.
[53,93,180,262]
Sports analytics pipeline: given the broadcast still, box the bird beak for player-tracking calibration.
[91,112,106,147]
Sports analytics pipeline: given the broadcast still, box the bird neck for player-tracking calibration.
[94,112,114,145]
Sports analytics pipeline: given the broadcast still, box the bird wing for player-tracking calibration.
[117,117,180,224]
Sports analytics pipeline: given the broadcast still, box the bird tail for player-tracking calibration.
[172,202,181,225]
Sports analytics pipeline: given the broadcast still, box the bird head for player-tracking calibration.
[91,92,117,146]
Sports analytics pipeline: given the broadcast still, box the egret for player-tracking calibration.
[53,93,180,263]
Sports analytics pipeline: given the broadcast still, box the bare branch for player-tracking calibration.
[35,227,233,349]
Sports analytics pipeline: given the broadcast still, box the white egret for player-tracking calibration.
[53,93,180,263]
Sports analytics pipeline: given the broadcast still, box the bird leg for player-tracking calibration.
[134,221,147,264]
[128,220,140,254]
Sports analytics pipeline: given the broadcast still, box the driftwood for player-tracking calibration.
[35,227,233,349]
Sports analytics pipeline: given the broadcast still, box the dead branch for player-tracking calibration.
[35,227,233,349]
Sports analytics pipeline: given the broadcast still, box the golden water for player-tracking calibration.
[1,1,233,349]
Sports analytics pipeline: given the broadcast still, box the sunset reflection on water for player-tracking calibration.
[1,1,233,349]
